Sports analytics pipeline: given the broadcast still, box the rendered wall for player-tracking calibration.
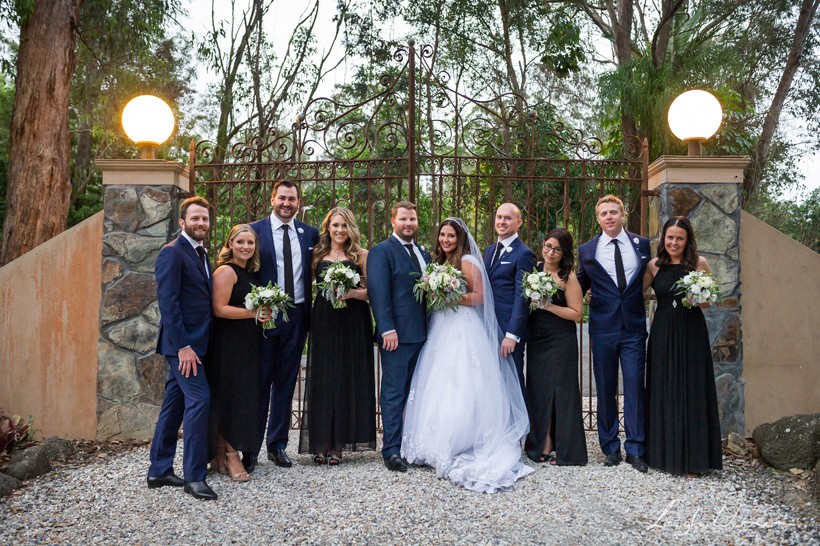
[0,212,103,439]
[740,211,820,435]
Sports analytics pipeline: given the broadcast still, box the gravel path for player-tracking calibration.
[1,432,817,545]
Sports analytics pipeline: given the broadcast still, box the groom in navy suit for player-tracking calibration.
[484,203,536,392]
[368,201,431,472]
[248,180,320,471]
[148,196,217,500]
[577,195,650,473]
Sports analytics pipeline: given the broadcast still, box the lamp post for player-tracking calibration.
[667,90,723,157]
[121,95,175,159]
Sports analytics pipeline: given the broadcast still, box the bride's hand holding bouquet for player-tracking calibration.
[413,262,468,312]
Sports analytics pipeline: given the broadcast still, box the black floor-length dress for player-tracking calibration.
[299,260,376,455]
[208,263,261,454]
[524,286,588,465]
[646,264,723,475]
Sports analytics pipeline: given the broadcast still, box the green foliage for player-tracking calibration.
[746,188,820,252]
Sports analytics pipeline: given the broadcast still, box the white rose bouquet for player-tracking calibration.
[317,261,361,309]
[244,281,293,329]
[413,262,467,312]
[521,268,560,312]
[673,270,720,309]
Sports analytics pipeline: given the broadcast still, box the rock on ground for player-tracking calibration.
[753,413,820,471]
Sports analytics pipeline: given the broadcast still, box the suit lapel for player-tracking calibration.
[390,236,420,272]
[180,237,210,284]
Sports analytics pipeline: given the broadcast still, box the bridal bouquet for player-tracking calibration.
[673,270,720,309]
[521,268,560,312]
[244,281,293,329]
[413,262,467,312]
[317,261,361,309]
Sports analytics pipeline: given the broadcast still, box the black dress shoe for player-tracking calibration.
[384,454,409,472]
[267,448,293,468]
[183,480,218,500]
[625,455,649,473]
[146,472,184,489]
[242,453,258,474]
[603,452,622,467]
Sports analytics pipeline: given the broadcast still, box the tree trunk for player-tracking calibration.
[744,0,820,199]
[1,0,82,265]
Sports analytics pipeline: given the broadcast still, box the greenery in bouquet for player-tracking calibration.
[673,270,720,309]
[413,262,467,312]
[317,261,361,309]
[521,268,560,312]
[244,281,293,329]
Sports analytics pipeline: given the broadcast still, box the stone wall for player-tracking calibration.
[97,184,185,440]
[650,181,744,436]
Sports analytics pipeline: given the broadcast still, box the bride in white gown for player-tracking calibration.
[401,218,533,493]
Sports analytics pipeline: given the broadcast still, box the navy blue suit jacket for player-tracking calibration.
[484,237,537,341]
[367,236,431,345]
[250,216,320,330]
[155,235,213,357]
[576,231,650,335]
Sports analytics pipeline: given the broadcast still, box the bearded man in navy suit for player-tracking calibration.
[247,180,320,471]
[367,201,431,472]
[576,195,650,473]
[148,196,217,500]
[483,203,537,392]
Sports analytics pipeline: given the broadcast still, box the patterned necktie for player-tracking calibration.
[612,239,626,292]
[281,225,295,299]
[404,243,423,273]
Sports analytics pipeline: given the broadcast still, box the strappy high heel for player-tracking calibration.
[225,451,250,482]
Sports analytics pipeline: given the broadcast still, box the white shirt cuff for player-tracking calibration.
[505,333,520,343]
[382,329,396,336]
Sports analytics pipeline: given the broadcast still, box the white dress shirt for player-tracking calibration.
[270,213,305,304]
[595,229,639,287]
[181,231,208,278]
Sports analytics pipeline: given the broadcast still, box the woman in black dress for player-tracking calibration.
[643,217,722,475]
[524,228,587,466]
[209,224,270,481]
[298,207,376,465]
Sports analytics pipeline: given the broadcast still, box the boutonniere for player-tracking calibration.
[297,227,304,234]
[419,245,426,252]
[632,237,639,244]
[505,246,513,254]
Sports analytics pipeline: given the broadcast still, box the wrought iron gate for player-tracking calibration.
[191,41,649,432]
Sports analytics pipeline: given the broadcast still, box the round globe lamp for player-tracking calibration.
[667,90,723,157]
[121,95,175,159]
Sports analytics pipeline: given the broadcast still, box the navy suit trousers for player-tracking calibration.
[148,356,211,482]
[380,342,424,458]
[591,330,647,457]
[256,303,308,453]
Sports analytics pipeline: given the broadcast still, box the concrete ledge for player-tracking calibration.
[648,156,749,190]
[96,159,190,192]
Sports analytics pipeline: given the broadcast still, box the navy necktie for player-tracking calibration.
[196,246,209,278]
[612,239,626,292]
[404,243,422,273]
[492,242,503,265]
[281,225,295,299]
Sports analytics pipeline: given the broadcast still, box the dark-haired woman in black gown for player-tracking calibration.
[209,224,270,482]
[299,207,376,465]
[525,228,588,466]
[643,216,722,475]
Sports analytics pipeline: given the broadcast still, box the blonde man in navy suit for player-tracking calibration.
[247,180,320,471]
[483,203,537,392]
[576,195,650,473]
[148,196,217,500]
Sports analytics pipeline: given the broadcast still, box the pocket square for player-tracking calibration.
[500,261,512,265]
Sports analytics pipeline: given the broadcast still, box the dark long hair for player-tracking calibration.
[433,219,470,267]
[543,228,574,282]
[656,216,699,271]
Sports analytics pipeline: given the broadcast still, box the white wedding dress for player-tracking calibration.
[401,252,534,493]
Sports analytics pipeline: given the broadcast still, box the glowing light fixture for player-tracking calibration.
[667,90,723,157]
[122,95,175,159]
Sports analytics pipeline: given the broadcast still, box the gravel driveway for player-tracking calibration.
[1,432,817,545]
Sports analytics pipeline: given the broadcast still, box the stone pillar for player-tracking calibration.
[95,160,191,440]
[647,156,749,437]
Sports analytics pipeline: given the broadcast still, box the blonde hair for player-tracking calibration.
[216,224,260,272]
[595,194,625,214]
[312,207,364,269]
